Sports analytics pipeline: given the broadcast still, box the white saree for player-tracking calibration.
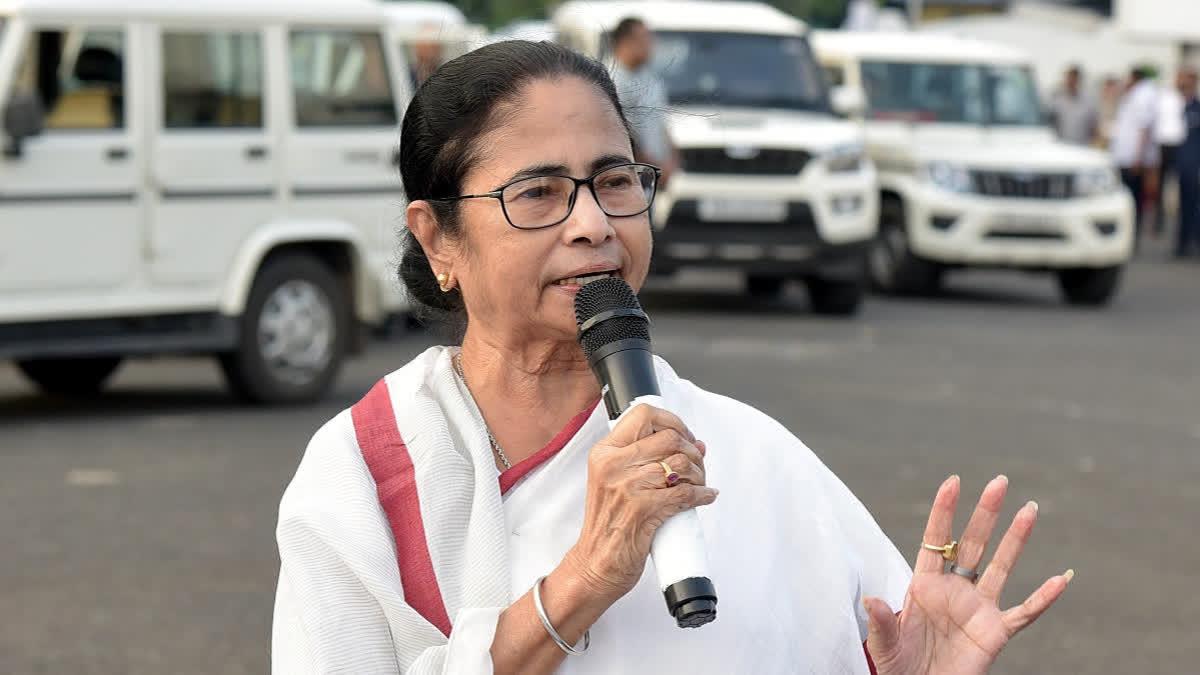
[272,346,911,674]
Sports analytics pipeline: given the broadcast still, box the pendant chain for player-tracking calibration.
[453,352,513,470]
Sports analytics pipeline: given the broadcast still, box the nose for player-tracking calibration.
[560,186,615,246]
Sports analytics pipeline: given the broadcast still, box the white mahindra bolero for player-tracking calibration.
[813,31,1134,305]
[554,1,879,315]
[0,0,413,403]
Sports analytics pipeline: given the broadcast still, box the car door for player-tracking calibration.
[0,22,142,297]
[282,26,407,284]
[146,23,279,289]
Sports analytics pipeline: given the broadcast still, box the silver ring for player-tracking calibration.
[949,564,978,582]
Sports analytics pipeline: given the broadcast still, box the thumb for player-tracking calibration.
[864,597,901,663]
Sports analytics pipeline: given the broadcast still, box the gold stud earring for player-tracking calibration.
[436,272,451,292]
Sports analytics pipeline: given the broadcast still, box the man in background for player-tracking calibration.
[1154,70,1188,237]
[409,25,444,89]
[1049,65,1098,146]
[1110,66,1160,245]
[1175,68,1200,259]
[610,17,679,188]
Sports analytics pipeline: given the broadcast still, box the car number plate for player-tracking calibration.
[991,214,1060,231]
[698,198,787,223]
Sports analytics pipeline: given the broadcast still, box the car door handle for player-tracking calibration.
[245,146,269,160]
[344,150,382,164]
[106,147,129,161]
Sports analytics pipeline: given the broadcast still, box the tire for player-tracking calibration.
[1057,265,1123,306]
[16,357,123,396]
[869,199,943,295]
[219,254,349,404]
[746,275,786,299]
[806,277,864,316]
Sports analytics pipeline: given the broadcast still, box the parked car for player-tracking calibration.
[0,0,414,402]
[813,30,1134,305]
[554,0,879,315]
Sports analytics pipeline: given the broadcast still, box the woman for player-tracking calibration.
[272,41,1071,674]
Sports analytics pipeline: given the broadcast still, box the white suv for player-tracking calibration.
[813,31,1134,305]
[554,1,878,315]
[0,0,413,402]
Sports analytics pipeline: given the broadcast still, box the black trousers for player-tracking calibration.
[1121,168,1145,241]
[1178,164,1200,256]
[1157,144,1180,230]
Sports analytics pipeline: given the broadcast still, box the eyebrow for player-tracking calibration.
[499,154,635,187]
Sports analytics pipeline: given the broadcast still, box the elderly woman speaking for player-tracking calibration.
[271,41,1070,674]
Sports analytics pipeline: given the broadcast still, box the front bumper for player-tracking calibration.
[902,182,1135,268]
[649,167,878,279]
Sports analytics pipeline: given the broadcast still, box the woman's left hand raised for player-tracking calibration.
[865,475,1073,675]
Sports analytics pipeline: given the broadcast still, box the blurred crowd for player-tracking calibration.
[1049,64,1200,258]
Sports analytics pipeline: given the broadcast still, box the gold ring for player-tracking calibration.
[659,460,679,486]
[921,540,959,562]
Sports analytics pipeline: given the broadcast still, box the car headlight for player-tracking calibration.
[824,144,865,173]
[1074,167,1120,197]
[923,162,973,193]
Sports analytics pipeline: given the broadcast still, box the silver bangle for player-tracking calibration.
[532,575,590,656]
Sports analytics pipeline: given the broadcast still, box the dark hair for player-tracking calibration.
[397,40,632,341]
[611,17,646,47]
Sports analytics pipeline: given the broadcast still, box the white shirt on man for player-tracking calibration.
[1111,79,1161,168]
[611,63,673,165]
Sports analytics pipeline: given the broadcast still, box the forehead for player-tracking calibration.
[467,77,632,184]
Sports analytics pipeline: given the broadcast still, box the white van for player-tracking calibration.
[0,0,413,402]
[812,31,1134,305]
[553,0,878,315]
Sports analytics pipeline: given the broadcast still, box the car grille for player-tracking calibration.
[680,148,812,175]
[970,170,1075,199]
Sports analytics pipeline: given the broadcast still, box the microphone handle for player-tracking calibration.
[593,347,718,627]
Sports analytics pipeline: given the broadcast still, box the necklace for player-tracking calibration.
[453,352,513,470]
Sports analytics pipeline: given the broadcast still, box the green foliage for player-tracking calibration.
[385,0,855,31]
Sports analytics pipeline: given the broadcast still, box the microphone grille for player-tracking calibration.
[574,277,650,360]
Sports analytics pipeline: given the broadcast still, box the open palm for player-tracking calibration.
[864,476,1073,674]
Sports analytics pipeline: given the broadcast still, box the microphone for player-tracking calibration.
[575,277,717,629]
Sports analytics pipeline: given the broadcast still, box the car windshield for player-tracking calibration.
[860,60,1044,126]
[652,31,828,112]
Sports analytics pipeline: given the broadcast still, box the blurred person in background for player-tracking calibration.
[1049,65,1098,146]
[1095,75,1123,149]
[271,40,1072,675]
[1110,66,1160,246]
[610,17,679,188]
[1175,68,1200,259]
[843,0,880,30]
[410,25,445,89]
[1154,70,1189,237]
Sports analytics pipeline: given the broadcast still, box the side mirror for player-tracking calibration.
[830,85,866,119]
[3,92,45,159]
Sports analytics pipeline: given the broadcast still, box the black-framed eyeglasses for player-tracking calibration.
[430,162,661,230]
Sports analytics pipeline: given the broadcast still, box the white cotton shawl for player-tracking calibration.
[272,346,911,674]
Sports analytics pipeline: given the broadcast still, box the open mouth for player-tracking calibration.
[554,270,619,287]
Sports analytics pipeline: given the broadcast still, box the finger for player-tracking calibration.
[654,483,718,515]
[1001,569,1073,637]
[863,597,901,665]
[976,500,1039,600]
[954,474,1009,571]
[647,453,704,488]
[915,475,960,574]
[605,404,694,448]
[632,428,704,469]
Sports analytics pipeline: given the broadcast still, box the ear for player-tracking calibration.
[406,200,457,273]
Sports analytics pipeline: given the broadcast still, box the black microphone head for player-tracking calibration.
[574,277,650,361]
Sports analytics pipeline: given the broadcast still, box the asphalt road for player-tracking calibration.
[2,260,1197,675]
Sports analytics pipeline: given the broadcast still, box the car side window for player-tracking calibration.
[12,27,126,130]
[162,30,264,129]
[289,30,397,127]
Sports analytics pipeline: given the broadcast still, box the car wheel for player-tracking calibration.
[16,357,123,396]
[219,254,348,404]
[869,200,942,295]
[1057,265,1122,306]
[746,275,786,299]
[806,277,864,316]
